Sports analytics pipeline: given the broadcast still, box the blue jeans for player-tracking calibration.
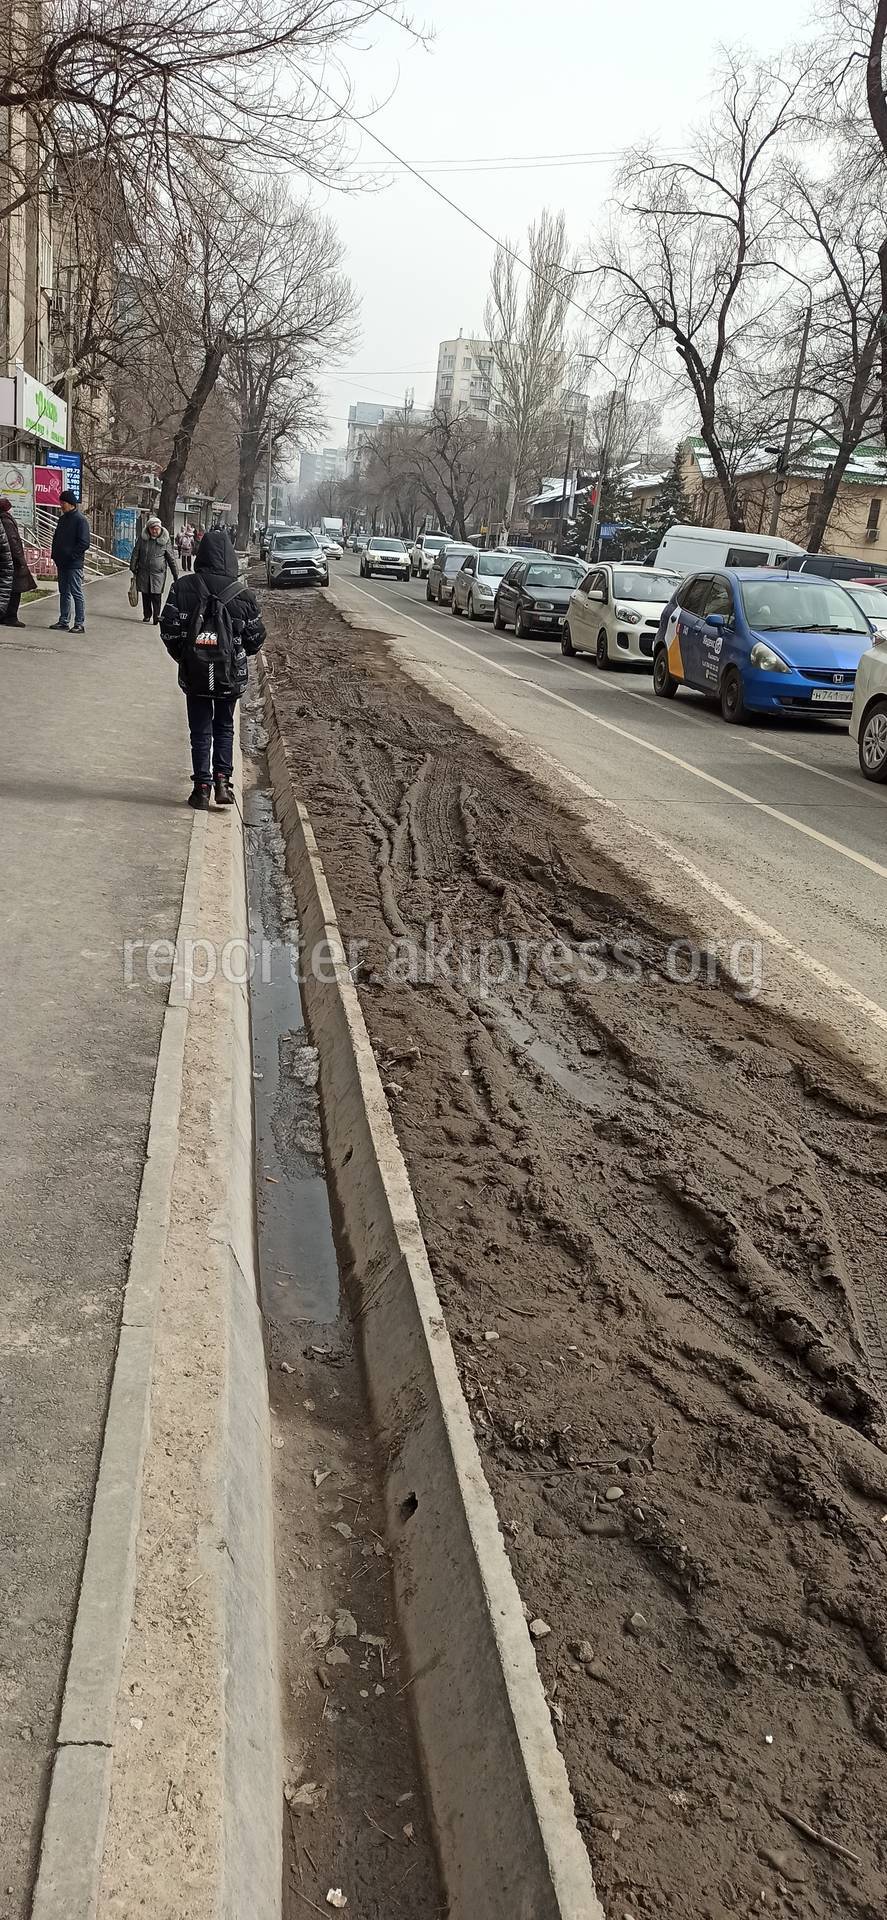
[186,694,236,782]
[57,564,85,627]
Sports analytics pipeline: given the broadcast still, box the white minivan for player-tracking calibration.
[655,524,807,573]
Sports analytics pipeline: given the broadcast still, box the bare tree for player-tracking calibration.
[225,196,356,540]
[592,55,804,529]
[0,0,416,219]
[484,209,579,533]
[409,406,499,538]
[772,157,884,548]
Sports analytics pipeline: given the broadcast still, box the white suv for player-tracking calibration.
[410,531,452,578]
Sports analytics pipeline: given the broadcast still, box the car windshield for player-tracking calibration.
[273,533,317,551]
[847,583,887,617]
[739,578,870,635]
[613,569,679,602]
[371,538,406,552]
[525,563,583,588]
[477,553,515,577]
[422,536,450,553]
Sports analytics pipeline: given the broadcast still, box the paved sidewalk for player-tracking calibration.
[0,578,193,1916]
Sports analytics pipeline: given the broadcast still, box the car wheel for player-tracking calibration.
[859,699,887,781]
[653,647,678,699]
[720,665,747,724]
[436,583,444,605]
[515,605,527,637]
[493,601,504,630]
[451,593,462,616]
[402,570,410,581]
[426,581,434,601]
[561,624,575,657]
[467,594,477,621]
[595,628,612,670]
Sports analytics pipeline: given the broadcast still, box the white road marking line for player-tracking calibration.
[349,580,887,879]
[343,577,887,1038]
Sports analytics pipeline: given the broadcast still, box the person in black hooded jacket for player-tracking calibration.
[159,526,265,808]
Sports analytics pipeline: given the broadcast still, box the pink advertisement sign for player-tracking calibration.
[35,465,62,506]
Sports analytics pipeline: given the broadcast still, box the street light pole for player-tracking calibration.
[559,419,574,551]
[768,301,812,538]
[586,385,618,562]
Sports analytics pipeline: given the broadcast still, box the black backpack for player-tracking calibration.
[181,577,242,696]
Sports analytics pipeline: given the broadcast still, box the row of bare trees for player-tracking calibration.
[1,0,386,527]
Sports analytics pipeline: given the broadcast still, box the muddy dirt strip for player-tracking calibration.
[263,592,887,1920]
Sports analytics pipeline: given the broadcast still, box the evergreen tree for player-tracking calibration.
[652,442,691,537]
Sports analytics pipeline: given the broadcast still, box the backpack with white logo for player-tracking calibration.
[182,577,242,696]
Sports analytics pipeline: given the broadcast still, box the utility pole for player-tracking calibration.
[586,385,618,562]
[768,302,812,537]
[558,419,574,552]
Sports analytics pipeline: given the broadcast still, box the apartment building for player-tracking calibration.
[345,398,431,473]
[299,445,348,490]
[434,333,497,422]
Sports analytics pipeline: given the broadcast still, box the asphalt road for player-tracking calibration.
[0,578,192,1915]
[325,555,887,1041]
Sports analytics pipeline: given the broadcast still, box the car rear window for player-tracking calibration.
[477,553,515,577]
[525,563,583,588]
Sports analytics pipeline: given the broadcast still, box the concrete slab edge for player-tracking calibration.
[262,672,604,1920]
[31,819,207,1919]
[217,738,282,1920]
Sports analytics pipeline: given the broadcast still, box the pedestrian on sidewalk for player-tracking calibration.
[0,498,36,626]
[50,490,90,633]
[130,515,179,623]
[0,508,13,625]
[159,526,265,809]
[178,523,195,571]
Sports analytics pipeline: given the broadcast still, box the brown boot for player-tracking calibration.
[213,773,234,807]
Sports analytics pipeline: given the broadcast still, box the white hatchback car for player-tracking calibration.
[563,562,681,668]
[850,638,887,780]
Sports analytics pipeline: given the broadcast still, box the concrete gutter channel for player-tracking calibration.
[262,668,604,1920]
[29,656,602,1920]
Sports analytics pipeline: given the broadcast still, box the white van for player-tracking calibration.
[655,524,807,574]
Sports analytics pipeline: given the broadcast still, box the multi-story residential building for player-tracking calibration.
[345,398,430,473]
[434,333,496,422]
[299,446,348,490]
[1,2,59,459]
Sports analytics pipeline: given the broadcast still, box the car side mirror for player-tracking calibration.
[588,588,604,602]
[707,612,727,629]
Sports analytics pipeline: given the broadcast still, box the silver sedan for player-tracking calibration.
[426,545,477,605]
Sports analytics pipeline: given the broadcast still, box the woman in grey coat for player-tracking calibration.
[130,514,179,624]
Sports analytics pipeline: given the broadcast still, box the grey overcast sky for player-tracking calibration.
[308,0,814,449]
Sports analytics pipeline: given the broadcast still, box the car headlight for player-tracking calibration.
[614,604,643,625]
[534,599,553,611]
[750,641,790,673]
[476,582,493,596]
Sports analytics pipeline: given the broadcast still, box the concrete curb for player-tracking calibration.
[262,672,603,1920]
[32,817,206,1918]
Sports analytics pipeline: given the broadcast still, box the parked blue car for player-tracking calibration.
[653,568,873,723]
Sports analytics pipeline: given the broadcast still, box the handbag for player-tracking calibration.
[128,575,139,608]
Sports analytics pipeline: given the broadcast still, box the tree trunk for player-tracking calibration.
[157,341,226,532]
[503,469,518,535]
[237,428,261,545]
[866,1,887,435]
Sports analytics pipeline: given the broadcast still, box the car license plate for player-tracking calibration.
[811,688,852,704]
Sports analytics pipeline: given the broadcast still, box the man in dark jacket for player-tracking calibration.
[159,527,265,809]
[0,497,36,626]
[0,512,13,625]
[50,491,91,632]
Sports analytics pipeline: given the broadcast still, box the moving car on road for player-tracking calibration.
[655,523,806,573]
[451,549,522,620]
[850,627,887,780]
[426,544,476,604]
[653,569,873,724]
[318,534,343,560]
[410,531,452,578]
[492,557,585,637]
[266,529,329,588]
[563,563,680,666]
[360,536,411,582]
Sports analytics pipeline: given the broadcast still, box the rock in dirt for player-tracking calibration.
[334,1608,358,1641]
[529,1618,552,1639]
[604,1486,625,1503]
[325,1646,350,1667]
[326,1892,348,1910]
[626,1612,649,1637]
[762,1847,806,1885]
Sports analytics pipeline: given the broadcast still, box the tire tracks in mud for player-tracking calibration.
[266,596,887,1920]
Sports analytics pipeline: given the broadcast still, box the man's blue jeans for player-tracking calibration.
[57,564,85,628]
